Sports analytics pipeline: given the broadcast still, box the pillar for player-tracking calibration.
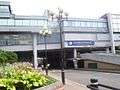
[73,49,78,69]
[106,48,110,53]
[73,60,78,69]
[107,13,116,54]
[33,34,38,69]
[74,48,77,58]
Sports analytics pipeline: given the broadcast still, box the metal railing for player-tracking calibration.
[87,78,120,90]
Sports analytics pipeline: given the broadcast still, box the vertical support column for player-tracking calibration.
[74,48,77,58]
[106,48,110,53]
[73,48,78,69]
[33,34,38,69]
[107,13,116,54]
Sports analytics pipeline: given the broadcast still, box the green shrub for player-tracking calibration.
[0,62,56,90]
[0,50,18,64]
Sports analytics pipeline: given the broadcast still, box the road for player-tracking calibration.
[50,70,120,90]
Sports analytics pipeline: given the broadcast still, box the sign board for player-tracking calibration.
[97,34,110,41]
[67,40,95,46]
[114,34,120,41]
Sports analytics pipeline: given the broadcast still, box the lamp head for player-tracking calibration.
[48,30,52,35]
[64,12,68,20]
[58,7,63,14]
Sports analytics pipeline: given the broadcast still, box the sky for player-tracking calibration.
[5,0,120,18]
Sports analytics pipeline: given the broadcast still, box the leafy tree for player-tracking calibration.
[0,50,18,64]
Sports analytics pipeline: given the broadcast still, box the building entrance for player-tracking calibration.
[78,60,84,68]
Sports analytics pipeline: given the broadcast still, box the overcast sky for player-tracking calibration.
[7,0,120,18]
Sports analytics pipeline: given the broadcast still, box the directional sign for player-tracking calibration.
[67,40,95,46]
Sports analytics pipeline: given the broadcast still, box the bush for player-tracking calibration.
[0,50,18,64]
[0,62,56,90]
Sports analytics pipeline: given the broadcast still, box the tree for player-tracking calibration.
[0,50,18,64]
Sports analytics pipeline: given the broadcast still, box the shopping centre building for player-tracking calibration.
[0,1,120,69]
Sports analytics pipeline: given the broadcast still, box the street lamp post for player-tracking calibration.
[47,8,68,85]
[40,25,52,75]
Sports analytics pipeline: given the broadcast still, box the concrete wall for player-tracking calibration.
[0,44,60,51]
[84,60,120,70]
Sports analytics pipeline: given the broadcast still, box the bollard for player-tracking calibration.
[90,78,99,89]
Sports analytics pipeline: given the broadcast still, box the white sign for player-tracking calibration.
[97,34,110,40]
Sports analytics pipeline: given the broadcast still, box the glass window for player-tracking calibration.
[8,19,14,26]
[111,15,117,19]
[98,22,102,27]
[0,6,9,9]
[67,21,72,27]
[98,22,106,28]
[117,19,120,23]
[37,32,60,43]
[118,24,120,29]
[80,21,86,27]
[49,21,58,27]
[112,23,118,29]
[102,23,107,28]
[116,15,120,19]
[86,22,93,27]
[112,19,118,23]
[37,20,45,26]
[113,28,119,32]
[63,21,69,26]
[73,21,80,27]
[92,22,98,27]
[22,20,30,26]
[88,63,97,69]
[30,20,38,26]
[15,20,23,26]
[0,19,8,25]
[0,6,9,13]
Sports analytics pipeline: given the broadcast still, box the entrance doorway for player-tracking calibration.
[66,60,74,69]
[78,60,84,68]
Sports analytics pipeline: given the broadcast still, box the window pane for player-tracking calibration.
[0,19,7,25]
[22,20,30,26]
[63,21,69,26]
[37,20,45,26]
[98,22,106,27]
[30,20,38,26]
[93,22,97,27]
[8,19,14,26]
[86,22,92,27]
[15,20,23,26]
[80,22,86,27]
[112,19,118,23]
[112,24,118,29]
[0,6,9,13]
[73,21,80,27]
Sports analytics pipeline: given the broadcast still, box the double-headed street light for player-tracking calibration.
[47,8,68,85]
[40,25,52,75]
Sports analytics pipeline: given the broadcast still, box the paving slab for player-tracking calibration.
[49,71,90,90]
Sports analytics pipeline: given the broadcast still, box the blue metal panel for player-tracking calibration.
[67,40,95,46]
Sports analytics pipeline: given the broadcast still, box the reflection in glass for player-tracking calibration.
[15,20,23,26]
[80,21,86,27]
[0,34,32,46]
[0,19,7,25]
[8,19,14,26]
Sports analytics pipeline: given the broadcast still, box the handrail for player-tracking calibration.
[87,78,120,90]
[99,84,120,90]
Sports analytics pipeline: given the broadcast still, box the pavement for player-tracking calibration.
[49,71,90,90]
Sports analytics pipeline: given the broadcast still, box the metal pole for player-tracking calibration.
[59,16,65,85]
[44,36,48,75]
